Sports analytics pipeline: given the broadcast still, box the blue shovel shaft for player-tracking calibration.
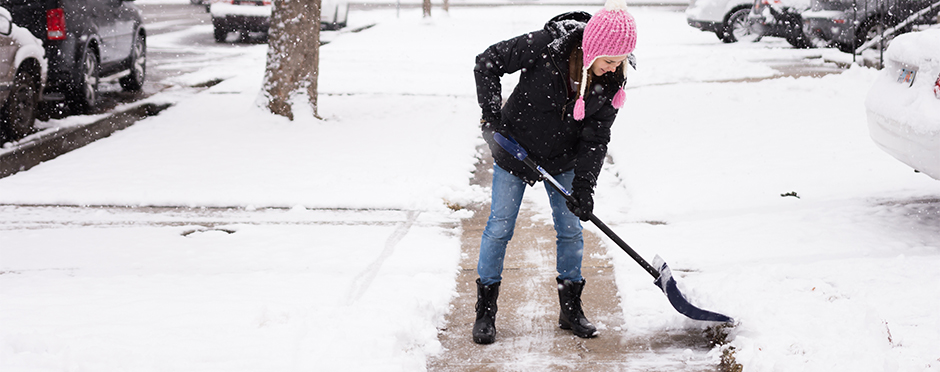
[494,133,661,278]
[492,132,733,323]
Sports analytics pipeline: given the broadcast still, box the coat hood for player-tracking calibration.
[544,11,591,56]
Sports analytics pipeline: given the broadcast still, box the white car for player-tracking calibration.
[686,0,756,42]
[865,29,940,180]
[210,0,350,43]
[0,7,46,143]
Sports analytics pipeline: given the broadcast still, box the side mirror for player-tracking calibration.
[0,15,12,36]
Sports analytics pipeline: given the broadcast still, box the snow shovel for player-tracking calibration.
[493,132,733,323]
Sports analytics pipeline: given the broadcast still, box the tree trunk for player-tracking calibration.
[423,0,431,17]
[262,0,321,120]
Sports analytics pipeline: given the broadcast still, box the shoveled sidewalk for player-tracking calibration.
[428,150,719,371]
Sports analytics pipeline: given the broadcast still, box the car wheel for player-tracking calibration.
[782,15,812,48]
[722,8,758,43]
[119,32,146,92]
[0,69,40,142]
[67,45,100,113]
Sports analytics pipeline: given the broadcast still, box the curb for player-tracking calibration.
[0,103,171,179]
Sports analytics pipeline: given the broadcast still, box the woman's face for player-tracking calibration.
[590,55,628,76]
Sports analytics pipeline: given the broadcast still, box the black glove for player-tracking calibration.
[566,187,593,221]
[480,117,505,134]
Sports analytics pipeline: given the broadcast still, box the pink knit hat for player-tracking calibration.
[573,0,637,121]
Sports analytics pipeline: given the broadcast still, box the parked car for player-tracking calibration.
[210,0,350,43]
[687,0,813,44]
[748,0,813,47]
[0,0,146,113]
[803,0,940,53]
[865,29,940,180]
[0,6,45,143]
[687,0,757,42]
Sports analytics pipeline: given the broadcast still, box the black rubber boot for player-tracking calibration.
[557,278,598,338]
[472,278,500,344]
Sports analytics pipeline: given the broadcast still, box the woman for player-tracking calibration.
[471,0,637,344]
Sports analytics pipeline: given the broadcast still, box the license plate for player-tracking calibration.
[897,68,916,87]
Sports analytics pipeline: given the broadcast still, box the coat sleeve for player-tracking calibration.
[474,30,548,124]
[572,102,618,192]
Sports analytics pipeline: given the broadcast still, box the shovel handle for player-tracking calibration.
[492,132,660,279]
[492,132,527,161]
[492,134,733,323]
[587,214,660,278]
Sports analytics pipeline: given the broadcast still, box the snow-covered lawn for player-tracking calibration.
[1,1,938,371]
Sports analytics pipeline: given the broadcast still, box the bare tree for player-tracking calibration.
[262,0,321,120]
[423,0,431,17]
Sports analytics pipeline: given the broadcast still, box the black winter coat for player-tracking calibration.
[474,11,626,190]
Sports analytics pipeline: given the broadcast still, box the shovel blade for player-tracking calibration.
[653,256,733,323]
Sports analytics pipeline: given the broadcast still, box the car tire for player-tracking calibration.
[119,32,146,92]
[722,8,757,43]
[0,69,40,142]
[67,45,100,113]
[783,15,812,48]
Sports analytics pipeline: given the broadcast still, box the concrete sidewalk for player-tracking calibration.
[428,150,719,371]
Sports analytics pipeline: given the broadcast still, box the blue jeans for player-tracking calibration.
[477,164,584,286]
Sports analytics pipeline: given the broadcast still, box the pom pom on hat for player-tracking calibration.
[611,87,626,109]
[573,0,636,120]
[573,97,586,121]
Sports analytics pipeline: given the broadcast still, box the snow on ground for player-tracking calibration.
[1,1,939,371]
